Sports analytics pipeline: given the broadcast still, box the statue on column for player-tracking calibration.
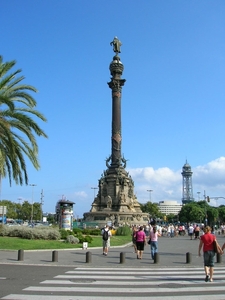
[110,37,122,53]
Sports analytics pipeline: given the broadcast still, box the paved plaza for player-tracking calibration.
[1,233,225,268]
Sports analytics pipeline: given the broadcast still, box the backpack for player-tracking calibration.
[102,229,109,241]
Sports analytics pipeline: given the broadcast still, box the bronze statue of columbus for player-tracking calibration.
[110,36,122,53]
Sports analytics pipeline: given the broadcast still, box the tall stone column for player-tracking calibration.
[107,54,126,168]
[83,38,149,227]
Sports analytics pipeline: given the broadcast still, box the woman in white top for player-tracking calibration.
[149,226,161,260]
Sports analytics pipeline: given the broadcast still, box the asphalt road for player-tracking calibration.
[0,234,225,299]
[0,264,75,298]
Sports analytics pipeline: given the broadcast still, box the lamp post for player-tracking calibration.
[147,189,153,202]
[91,187,97,199]
[203,190,207,226]
[29,184,37,224]
[40,189,44,223]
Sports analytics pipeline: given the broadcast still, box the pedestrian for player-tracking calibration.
[198,225,223,282]
[194,225,200,239]
[188,224,194,240]
[131,226,137,253]
[149,226,161,260]
[135,226,146,259]
[101,225,112,256]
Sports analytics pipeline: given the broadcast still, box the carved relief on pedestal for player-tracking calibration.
[102,182,108,197]
[106,195,112,209]
[133,214,143,221]
[119,191,126,204]
[128,197,136,212]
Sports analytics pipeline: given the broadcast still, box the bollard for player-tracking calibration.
[186,252,192,264]
[52,250,58,262]
[120,252,125,264]
[18,249,24,261]
[154,253,159,264]
[216,253,222,263]
[86,251,92,263]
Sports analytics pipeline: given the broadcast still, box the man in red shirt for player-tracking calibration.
[198,226,222,282]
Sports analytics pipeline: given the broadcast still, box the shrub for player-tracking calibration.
[60,229,73,239]
[82,229,92,235]
[66,235,79,244]
[116,225,131,236]
[73,228,82,234]
[89,229,101,236]
[76,232,85,243]
[0,225,61,240]
[0,225,9,236]
[84,235,93,243]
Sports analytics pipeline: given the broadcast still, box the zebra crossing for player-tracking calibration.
[1,266,225,299]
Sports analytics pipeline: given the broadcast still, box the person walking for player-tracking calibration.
[188,224,194,240]
[101,225,112,256]
[149,226,161,260]
[194,225,200,239]
[131,226,137,253]
[198,225,223,282]
[135,226,146,259]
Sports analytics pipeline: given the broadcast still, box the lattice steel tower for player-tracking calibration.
[181,160,194,204]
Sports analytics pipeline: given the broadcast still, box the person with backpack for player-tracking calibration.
[101,225,112,256]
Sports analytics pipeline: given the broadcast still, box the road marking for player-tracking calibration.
[2,267,225,300]
[2,295,225,300]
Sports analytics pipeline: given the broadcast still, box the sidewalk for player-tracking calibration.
[1,234,225,268]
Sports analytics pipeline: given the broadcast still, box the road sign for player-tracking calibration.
[0,206,7,215]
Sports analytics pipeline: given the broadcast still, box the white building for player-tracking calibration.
[158,201,182,216]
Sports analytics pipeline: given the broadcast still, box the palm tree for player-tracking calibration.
[0,56,48,185]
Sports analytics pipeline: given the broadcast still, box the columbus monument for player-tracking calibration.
[83,37,149,227]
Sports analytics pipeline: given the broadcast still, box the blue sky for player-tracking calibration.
[0,0,225,217]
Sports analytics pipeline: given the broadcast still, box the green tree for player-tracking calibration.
[218,205,225,224]
[167,213,176,223]
[32,202,41,221]
[179,202,205,223]
[0,200,17,218]
[0,56,48,185]
[207,206,218,227]
[21,200,32,220]
[139,201,162,218]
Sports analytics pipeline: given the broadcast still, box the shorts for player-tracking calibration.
[103,239,110,248]
[204,250,215,267]
[136,241,145,251]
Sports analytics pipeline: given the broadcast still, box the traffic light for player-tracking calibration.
[207,196,210,202]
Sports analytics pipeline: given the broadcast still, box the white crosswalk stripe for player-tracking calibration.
[1,267,225,300]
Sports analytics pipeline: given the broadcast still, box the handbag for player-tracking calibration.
[147,238,151,245]
[213,240,222,254]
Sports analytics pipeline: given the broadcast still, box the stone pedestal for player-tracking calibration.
[83,165,149,227]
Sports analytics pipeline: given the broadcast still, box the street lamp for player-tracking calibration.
[91,187,97,199]
[40,189,44,223]
[29,184,37,223]
[147,189,153,202]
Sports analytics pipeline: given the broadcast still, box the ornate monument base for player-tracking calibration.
[83,164,149,227]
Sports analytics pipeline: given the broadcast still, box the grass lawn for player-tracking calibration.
[0,235,132,250]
